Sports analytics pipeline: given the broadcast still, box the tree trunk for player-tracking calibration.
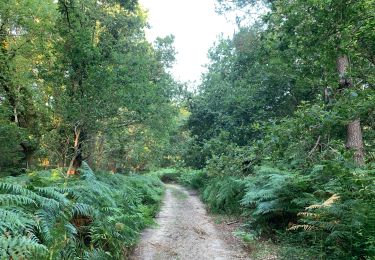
[67,125,83,175]
[337,55,352,88]
[20,143,34,170]
[337,55,365,165]
[93,134,105,170]
[346,119,364,165]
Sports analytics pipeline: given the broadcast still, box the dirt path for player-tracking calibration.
[130,184,249,260]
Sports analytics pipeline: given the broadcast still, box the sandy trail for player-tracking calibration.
[130,184,249,260]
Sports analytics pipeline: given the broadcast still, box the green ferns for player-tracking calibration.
[178,163,375,259]
[284,165,375,259]
[176,169,244,214]
[241,167,312,233]
[202,176,245,214]
[0,164,164,259]
[0,182,66,259]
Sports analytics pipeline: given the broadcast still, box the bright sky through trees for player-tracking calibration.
[139,0,237,83]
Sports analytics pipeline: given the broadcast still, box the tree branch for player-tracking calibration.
[308,135,321,157]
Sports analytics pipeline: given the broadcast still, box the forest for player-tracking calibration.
[0,0,374,259]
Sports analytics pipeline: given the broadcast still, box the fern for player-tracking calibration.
[201,176,245,214]
[33,187,70,206]
[79,161,97,180]
[83,248,111,260]
[0,164,165,259]
[0,194,36,206]
[0,209,36,241]
[0,236,48,259]
[239,166,313,234]
[285,164,375,259]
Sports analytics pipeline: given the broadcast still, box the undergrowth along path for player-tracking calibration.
[130,184,249,260]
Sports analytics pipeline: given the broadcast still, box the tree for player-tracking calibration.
[214,0,374,165]
[0,0,178,175]
[49,0,179,174]
[0,0,57,172]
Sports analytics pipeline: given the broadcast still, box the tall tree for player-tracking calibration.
[51,0,178,174]
[0,0,56,171]
[337,55,364,165]
[215,0,374,165]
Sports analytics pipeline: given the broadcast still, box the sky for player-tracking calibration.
[138,0,238,83]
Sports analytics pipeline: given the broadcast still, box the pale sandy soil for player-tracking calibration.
[130,184,250,260]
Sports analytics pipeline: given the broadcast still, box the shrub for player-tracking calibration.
[178,169,207,190]
[287,164,375,259]
[202,176,246,214]
[148,168,182,183]
[241,166,313,235]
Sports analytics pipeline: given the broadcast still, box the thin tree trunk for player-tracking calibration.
[94,134,105,170]
[13,106,18,124]
[337,55,365,165]
[67,125,83,175]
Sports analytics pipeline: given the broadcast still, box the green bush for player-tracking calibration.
[178,169,207,190]
[202,176,246,214]
[148,168,182,183]
[241,166,312,235]
[179,169,244,214]
[0,163,164,259]
[286,163,375,259]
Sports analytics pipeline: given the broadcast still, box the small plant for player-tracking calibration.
[233,230,258,243]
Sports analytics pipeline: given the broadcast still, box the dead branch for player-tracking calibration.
[308,135,321,157]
